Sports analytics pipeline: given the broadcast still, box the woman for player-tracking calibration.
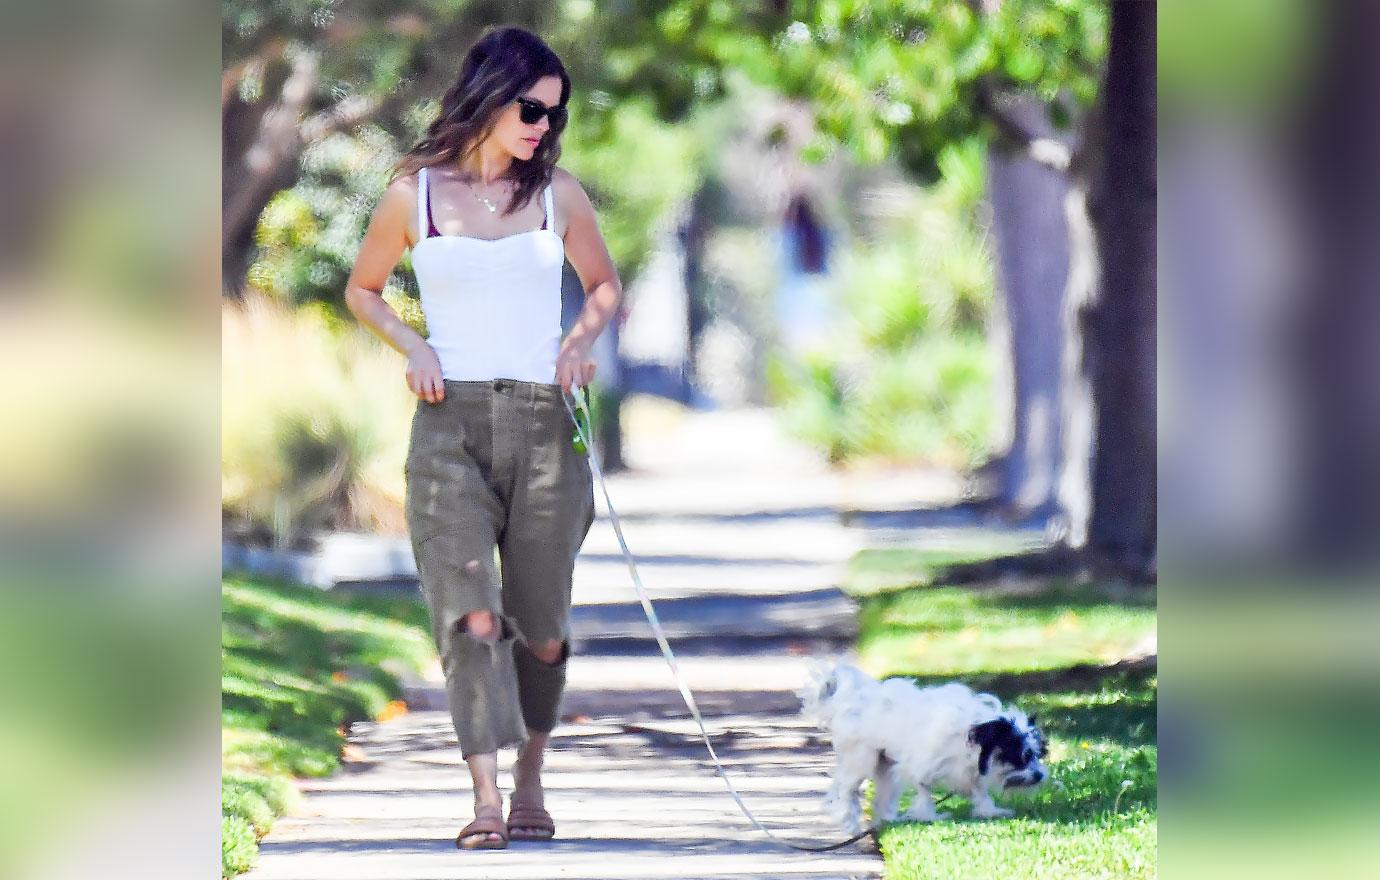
[343,26,622,849]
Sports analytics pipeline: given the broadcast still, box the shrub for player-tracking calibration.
[223,772,298,817]
[222,293,416,544]
[768,140,998,467]
[221,781,275,838]
[221,814,258,878]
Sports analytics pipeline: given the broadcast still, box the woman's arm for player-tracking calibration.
[553,168,624,394]
[344,175,446,403]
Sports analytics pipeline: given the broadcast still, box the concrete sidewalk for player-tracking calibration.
[244,401,977,880]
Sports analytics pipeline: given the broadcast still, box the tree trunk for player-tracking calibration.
[1291,2,1380,570]
[1082,0,1158,576]
[985,96,1073,519]
[1053,178,1098,551]
[222,50,320,297]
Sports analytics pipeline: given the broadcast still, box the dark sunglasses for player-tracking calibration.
[515,96,567,127]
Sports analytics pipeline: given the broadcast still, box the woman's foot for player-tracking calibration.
[457,801,507,849]
[508,754,554,840]
[506,798,555,841]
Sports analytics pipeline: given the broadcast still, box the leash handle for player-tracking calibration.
[560,385,880,853]
[570,384,592,453]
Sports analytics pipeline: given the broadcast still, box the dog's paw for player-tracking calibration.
[972,806,1015,819]
[830,816,865,837]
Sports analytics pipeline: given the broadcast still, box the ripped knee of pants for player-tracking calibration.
[523,637,570,668]
[457,609,512,645]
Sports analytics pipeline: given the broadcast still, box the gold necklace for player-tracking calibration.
[460,174,510,213]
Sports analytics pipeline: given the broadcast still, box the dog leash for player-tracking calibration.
[560,385,883,853]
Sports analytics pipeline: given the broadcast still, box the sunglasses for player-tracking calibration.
[515,96,567,128]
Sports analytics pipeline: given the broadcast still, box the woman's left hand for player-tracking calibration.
[555,340,597,394]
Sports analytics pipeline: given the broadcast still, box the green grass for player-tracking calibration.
[843,542,1047,596]
[857,581,1154,679]
[844,547,1157,879]
[220,573,434,877]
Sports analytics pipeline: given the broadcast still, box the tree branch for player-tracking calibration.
[222,38,287,110]
[975,78,1072,174]
[301,92,388,142]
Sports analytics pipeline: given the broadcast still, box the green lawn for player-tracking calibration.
[843,548,1157,880]
[220,574,434,877]
[843,541,1046,595]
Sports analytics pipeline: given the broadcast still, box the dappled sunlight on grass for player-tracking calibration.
[855,581,1154,679]
[844,542,1047,594]
[847,545,1156,878]
[220,574,435,875]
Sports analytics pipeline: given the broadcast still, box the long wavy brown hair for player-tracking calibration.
[392,26,570,218]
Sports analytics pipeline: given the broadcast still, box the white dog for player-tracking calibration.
[797,659,1049,832]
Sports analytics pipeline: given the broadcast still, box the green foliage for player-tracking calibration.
[766,140,998,467]
[601,1,1108,181]
[220,576,433,757]
[0,584,209,879]
[856,581,1155,679]
[847,548,1156,679]
[559,97,708,285]
[223,772,299,816]
[223,1,337,48]
[229,0,1106,318]
[222,783,275,838]
[248,126,408,310]
[220,573,435,876]
[766,351,853,465]
[222,294,417,542]
[1158,0,1310,110]
[846,543,1047,595]
[221,814,258,878]
[222,725,342,779]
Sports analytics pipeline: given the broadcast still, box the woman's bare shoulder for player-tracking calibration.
[551,166,594,211]
[365,171,424,247]
[385,170,422,199]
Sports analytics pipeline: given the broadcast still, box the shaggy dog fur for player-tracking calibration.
[797,659,1049,832]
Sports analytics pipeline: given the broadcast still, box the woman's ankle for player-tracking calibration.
[513,754,546,789]
[473,791,503,812]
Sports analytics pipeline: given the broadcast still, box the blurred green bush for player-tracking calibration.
[767,139,997,468]
[222,294,416,545]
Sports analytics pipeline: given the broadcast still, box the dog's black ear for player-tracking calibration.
[1027,712,1038,726]
[969,719,1008,746]
[969,719,1010,775]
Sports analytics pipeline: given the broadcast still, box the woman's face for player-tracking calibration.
[491,75,563,161]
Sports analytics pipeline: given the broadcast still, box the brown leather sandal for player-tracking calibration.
[506,799,556,841]
[456,806,509,849]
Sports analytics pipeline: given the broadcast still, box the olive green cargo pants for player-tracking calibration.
[405,378,596,758]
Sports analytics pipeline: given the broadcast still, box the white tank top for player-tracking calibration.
[411,165,565,383]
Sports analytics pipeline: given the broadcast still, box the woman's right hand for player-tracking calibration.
[406,343,446,403]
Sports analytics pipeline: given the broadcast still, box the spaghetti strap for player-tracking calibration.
[417,168,428,239]
[417,167,440,239]
[542,183,553,231]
